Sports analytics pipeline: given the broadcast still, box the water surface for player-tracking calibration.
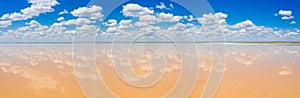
[0,43,299,98]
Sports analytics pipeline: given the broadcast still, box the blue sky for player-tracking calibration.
[1,0,298,28]
[0,0,89,28]
[0,0,299,42]
[209,0,300,29]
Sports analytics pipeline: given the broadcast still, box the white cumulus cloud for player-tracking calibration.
[157,12,182,22]
[0,3,299,42]
[282,16,294,20]
[156,3,170,10]
[58,9,68,15]
[279,10,292,16]
[290,21,296,24]
[71,5,103,20]
[104,19,117,27]
[56,17,64,21]
[122,4,154,17]
[0,20,12,28]
[276,10,294,20]
[0,0,59,21]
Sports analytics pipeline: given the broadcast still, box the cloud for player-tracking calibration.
[290,21,296,24]
[54,18,92,26]
[195,12,298,41]
[197,12,228,25]
[276,10,294,20]
[134,12,183,27]
[106,27,118,33]
[0,15,100,42]
[104,19,117,27]
[57,17,64,21]
[196,12,228,40]
[0,20,12,28]
[139,15,157,22]
[74,25,100,41]
[27,20,41,27]
[196,12,299,41]
[119,20,133,29]
[135,15,157,27]
[183,15,196,22]
[287,32,298,36]
[156,3,170,10]
[0,3,299,42]
[281,16,294,20]
[0,0,59,21]
[231,20,255,28]
[105,19,134,33]
[71,5,103,20]
[279,10,292,16]
[122,3,154,17]
[157,12,182,22]
[100,7,300,42]
[21,20,48,31]
[58,9,68,15]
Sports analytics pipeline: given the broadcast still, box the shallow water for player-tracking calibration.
[0,43,299,98]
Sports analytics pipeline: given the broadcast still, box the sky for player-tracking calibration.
[209,0,300,29]
[0,0,299,42]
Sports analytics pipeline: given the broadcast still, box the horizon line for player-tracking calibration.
[0,41,299,44]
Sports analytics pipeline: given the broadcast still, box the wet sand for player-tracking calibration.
[0,44,299,98]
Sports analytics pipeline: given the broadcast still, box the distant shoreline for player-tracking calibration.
[0,42,299,44]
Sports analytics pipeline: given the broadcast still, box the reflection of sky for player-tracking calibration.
[1,65,58,90]
[0,45,79,97]
[0,44,299,78]
[0,44,299,74]
[228,44,300,63]
[0,44,299,97]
